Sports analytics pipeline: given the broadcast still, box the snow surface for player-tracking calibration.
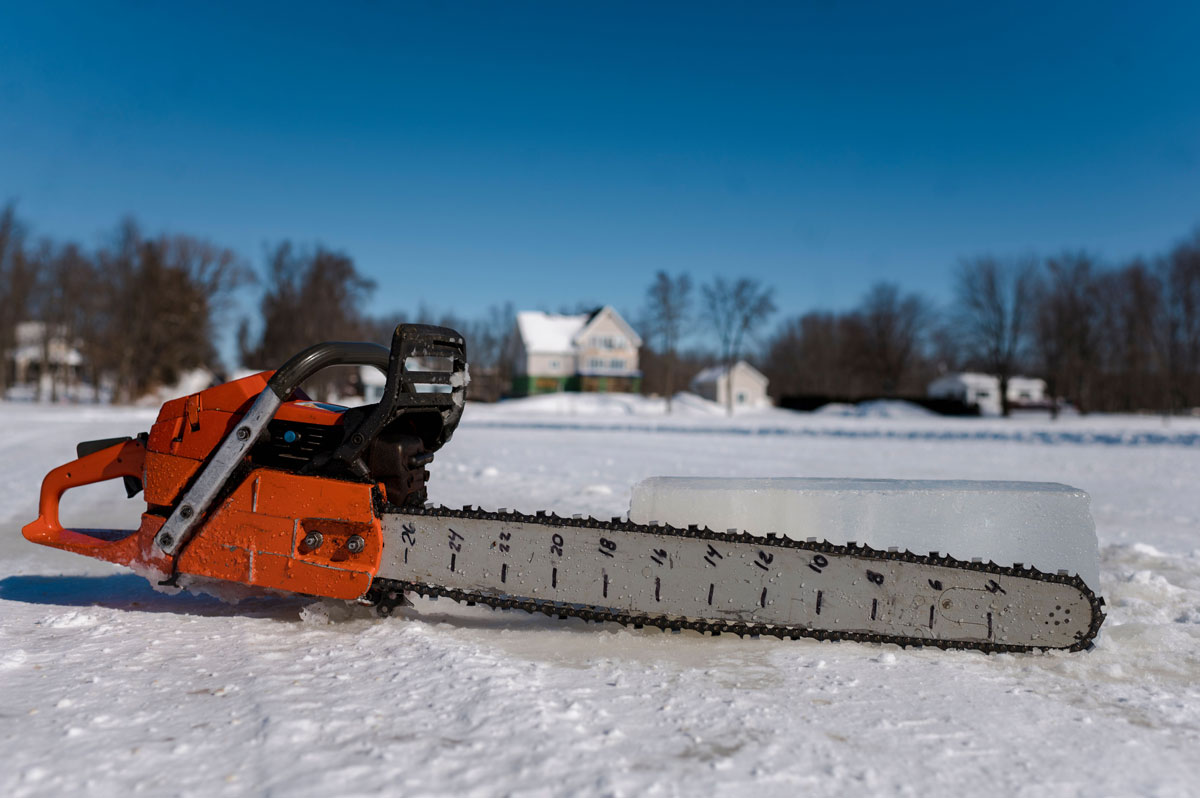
[2,398,1200,797]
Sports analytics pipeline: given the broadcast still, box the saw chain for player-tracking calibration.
[367,505,1105,654]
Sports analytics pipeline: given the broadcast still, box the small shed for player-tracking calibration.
[690,361,770,408]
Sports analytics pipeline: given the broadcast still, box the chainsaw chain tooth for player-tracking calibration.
[380,505,1105,653]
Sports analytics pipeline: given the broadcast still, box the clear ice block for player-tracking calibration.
[629,478,1100,590]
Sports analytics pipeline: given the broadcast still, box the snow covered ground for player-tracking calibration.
[2,397,1199,797]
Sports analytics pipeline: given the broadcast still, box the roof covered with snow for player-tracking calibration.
[515,306,641,353]
[516,311,589,353]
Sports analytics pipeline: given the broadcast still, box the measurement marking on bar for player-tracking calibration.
[602,572,609,598]
[987,611,993,639]
[551,567,558,589]
[655,577,661,602]
[816,590,823,615]
[501,563,508,583]
[707,583,714,606]
[760,587,767,608]
[929,604,935,628]
[871,598,878,621]
[403,548,408,564]
[450,553,456,572]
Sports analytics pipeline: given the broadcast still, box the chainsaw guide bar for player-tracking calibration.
[370,505,1105,653]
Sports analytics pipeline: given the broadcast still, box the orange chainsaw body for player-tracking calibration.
[22,372,384,599]
[23,325,466,601]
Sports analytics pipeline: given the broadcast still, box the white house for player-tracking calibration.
[927,372,1047,416]
[690,361,770,408]
[4,321,84,390]
[508,306,642,395]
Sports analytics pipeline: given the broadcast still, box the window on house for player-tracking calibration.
[610,358,625,370]
[737,392,747,404]
[549,359,560,370]
[589,358,605,369]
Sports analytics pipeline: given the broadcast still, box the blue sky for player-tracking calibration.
[2,1,1199,355]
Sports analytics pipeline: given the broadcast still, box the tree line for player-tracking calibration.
[3,200,1200,415]
[0,203,516,402]
[638,230,1200,416]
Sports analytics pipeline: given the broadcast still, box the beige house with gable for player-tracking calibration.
[508,306,642,395]
[690,360,770,408]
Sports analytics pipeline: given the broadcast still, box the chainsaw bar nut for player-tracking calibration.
[302,531,324,551]
[346,535,366,554]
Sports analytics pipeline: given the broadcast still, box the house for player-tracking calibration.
[690,361,770,408]
[927,372,1047,416]
[4,321,84,390]
[508,306,642,396]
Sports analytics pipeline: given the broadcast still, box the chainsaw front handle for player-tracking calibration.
[22,438,146,551]
[267,341,390,399]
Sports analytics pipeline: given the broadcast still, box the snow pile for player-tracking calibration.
[814,399,936,418]
[480,391,786,418]
[134,368,215,406]
[483,391,704,417]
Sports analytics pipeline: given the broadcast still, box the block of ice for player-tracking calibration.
[629,478,1100,590]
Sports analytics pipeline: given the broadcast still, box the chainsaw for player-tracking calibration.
[23,324,1104,652]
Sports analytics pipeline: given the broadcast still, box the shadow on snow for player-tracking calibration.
[0,572,307,619]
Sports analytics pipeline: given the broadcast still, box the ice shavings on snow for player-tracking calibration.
[2,400,1200,796]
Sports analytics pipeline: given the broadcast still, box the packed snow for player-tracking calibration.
[2,396,1199,797]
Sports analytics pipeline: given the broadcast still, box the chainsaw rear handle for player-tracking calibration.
[22,438,146,550]
[267,341,390,399]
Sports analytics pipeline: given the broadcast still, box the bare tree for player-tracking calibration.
[0,203,36,395]
[1033,253,1102,416]
[91,220,250,401]
[1161,230,1200,411]
[764,312,859,399]
[643,271,693,412]
[856,282,931,395]
[955,256,1037,416]
[1089,260,1165,412]
[26,240,97,400]
[240,242,375,398]
[702,276,776,414]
